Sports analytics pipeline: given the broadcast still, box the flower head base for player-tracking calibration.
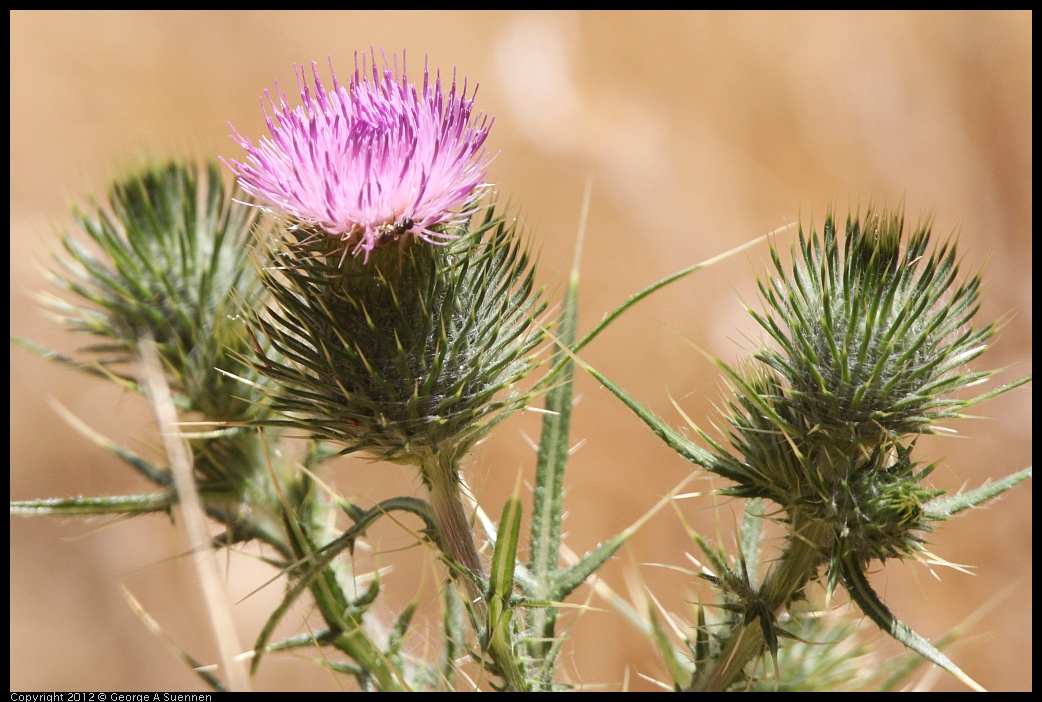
[249,208,546,465]
[226,51,493,261]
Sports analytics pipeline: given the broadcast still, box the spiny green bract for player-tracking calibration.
[48,160,269,422]
[752,207,991,450]
[249,205,547,465]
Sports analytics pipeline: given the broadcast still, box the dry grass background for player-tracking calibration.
[10,11,1031,692]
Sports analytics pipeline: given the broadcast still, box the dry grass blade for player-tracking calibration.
[138,336,250,691]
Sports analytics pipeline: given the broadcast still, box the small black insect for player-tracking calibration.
[375,217,415,246]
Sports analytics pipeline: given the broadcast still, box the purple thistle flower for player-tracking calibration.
[226,51,494,260]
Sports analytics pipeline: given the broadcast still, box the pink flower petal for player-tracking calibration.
[225,50,494,260]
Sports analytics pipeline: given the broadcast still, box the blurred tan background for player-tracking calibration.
[10,11,1031,692]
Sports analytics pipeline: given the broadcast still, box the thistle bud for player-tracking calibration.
[44,160,276,498]
[710,208,995,563]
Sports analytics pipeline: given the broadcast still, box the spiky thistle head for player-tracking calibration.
[657,208,1030,691]
[45,160,268,422]
[248,205,546,466]
[42,161,278,496]
[701,207,1003,567]
[225,50,494,262]
[753,207,992,450]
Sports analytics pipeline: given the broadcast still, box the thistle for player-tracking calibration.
[714,209,997,562]
[576,207,1031,691]
[11,42,1028,692]
[679,208,1031,690]
[36,161,279,501]
[226,52,545,609]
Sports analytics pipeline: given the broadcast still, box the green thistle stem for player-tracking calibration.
[423,451,487,617]
[690,519,832,691]
[291,496,408,691]
[321,599,405,691]
[427,453,537,691]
